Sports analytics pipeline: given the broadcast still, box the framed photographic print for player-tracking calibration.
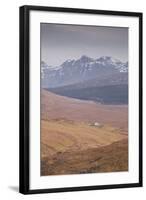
[19,5,143,194]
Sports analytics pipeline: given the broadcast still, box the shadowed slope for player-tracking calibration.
[41,139,128,175]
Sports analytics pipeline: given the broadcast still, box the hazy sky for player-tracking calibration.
[41,23,128,66]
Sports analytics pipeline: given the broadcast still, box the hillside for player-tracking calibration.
[41,90,128,132]
[47,72,128,89]
[41,119,126,158]
[48,84,128,104]
[42,139,128,175]
[41,90,128,175]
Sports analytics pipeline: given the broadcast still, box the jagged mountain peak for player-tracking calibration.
[61,59,75,67]
[97,56,111,61]
[79,55,93,62]
[41,55,128,88]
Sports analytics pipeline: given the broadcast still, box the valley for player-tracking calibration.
[41,90,128,175]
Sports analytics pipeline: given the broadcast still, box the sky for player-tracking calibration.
[41,23,128,66]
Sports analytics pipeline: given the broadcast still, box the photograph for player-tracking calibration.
[40,23,129,176]
[19,5,142,194]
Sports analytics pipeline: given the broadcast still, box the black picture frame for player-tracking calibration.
[19,5,143,194]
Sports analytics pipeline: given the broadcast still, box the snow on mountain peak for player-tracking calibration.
[41,56,128,88]
[41,56,128,85]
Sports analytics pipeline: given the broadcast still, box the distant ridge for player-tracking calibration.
[41,55,128,88]
[48,84,128,105]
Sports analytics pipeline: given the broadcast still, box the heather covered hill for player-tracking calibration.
[41,139,128,175]
[41,90,128,132]
[41,90,128,175]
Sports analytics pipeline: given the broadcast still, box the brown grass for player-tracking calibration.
[41,139,128,175]
[41,90,128,176]
[41,90,128,132]
[41,119,127,158]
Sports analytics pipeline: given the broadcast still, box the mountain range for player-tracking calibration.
[41,55,128,88]
[41,55,128,104]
